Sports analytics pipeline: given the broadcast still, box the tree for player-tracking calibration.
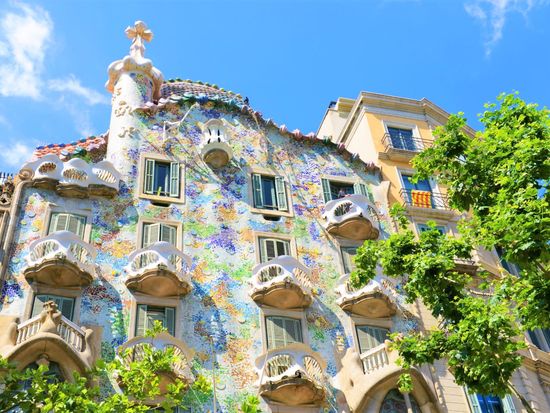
[351,93,549,409]
[0,321,212,412]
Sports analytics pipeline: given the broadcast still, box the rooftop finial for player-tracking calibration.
[125,21,153,59]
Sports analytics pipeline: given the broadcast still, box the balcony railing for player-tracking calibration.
[119,332,194,384]
[360,342,390,373]
[16,312,86,353]
[125,242,193,297]
[255,342,326,406]
[381,133,430,153]
[25,231,96,287]
[250,255,312,309]
[21,154,121,197]
[400,188,449,210]
[336,274,397,318]
[323,194,379,240]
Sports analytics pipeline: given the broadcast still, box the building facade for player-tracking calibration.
[0,21,548,413]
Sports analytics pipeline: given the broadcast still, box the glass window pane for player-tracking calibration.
[261,177,276,209]
[153,162,170,196]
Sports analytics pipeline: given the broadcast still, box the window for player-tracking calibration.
[135,305,175,336]
[380,389,421,413]
[356,325,389,354]
[495,247,520,275]
[143,158,181,199]
[142,222,177,248]
[401,174,434,208]
[528,329,550,351]
[417,224,446,235]
[259,237,290,263]
[31,294,75,320]
[321,178,373,203]
[48,212,86,239]
[387,126,416,151]
[252,174,288,212]
[341,246,358,273]
[467,392,517,413]
[265,316,303,349]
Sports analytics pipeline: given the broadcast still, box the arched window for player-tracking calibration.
[21,360,65,389]
[380,389,421,413]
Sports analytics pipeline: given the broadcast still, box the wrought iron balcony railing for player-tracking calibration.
[399,188,449,210]
[381,133,430,153]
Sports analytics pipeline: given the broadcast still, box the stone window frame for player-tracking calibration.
[247,166,294,218]
[381,119,424,150]
[137,152,185,205]
[128,295,181,340]
[136,217,183,251]
[23,284,83,324]
[43,202,93,242]
[348,314,393,357]
[253,231,298,264]
[259,307,309,354]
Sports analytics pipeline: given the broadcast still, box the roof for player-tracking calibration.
[32,133,108,160]
[161,79,245,106]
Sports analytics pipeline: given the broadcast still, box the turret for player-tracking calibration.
[105,21,163,179]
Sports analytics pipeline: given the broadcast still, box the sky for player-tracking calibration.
[0,0,548,173]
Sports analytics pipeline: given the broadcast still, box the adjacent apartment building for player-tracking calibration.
[0,21,548,413]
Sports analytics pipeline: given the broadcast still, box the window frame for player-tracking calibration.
[348,315,392,357]
[527,329,550,352]
[128,295,181,339]
[354,324,390,355]
[382,120,424,151]
[248,167,293,218]
[254,232,297,264]
[416,223,447,236]
[135,304,176,337]
[138,152,185,204]
[341,245,360,274]
[24,284,83,324]
[320,174,375,204]
[260,307,308,353]
[137,218,183,251]
[43,203,92,242]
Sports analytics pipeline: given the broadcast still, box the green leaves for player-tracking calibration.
[353,93,549,398]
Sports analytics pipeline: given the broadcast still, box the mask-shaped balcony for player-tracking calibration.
[125,242,192,298]
[22,154,121,198]
[24,231,97,288]
[250,256,313,309]
[336,274,397,318]
[118,332,195,396]
[199,120,232,168]
[255,343,326,406]
[323,194,379,240]
[0,301,95,376]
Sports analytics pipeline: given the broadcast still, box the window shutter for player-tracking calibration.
[274,176,288,211]
[503,395,517,413]
[169,162,180,198]
[276,240,289,257]
[32,295,46,318]
[136,304,148,337]
[252,174,264,208]
[160,224,177,246]
[165,307,175,336]
[267,316,287,349]
[57,297,75,320]
[353,182,368,197]
[49,213,69,234]
[465,392,482,413]
[143,223,161,247]
[321,178,332,203]
[67,215,86,239]
[144,159,155,194]
[285,317,303,344]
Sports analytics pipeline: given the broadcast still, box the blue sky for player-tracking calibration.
[0,0,548,173]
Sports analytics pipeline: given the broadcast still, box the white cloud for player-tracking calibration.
[465,0,548,56]
[0,1,53,99]
[48,75,110,106]
[57,97,95,137]
[0,142,33,167]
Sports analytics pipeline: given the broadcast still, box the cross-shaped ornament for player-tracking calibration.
[125,20,153,59]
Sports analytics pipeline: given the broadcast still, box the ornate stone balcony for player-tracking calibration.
[336,274,397,318]
[323,194,379,240]
[0,301,95,377]
[21,154,121,198]
[199,119,232,168]
[24,231,96,288]
[250,255,313,309]
[125,242,192,297]
[255,343,326,406]
[118,332,195,394]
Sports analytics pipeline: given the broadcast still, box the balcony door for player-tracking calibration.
[387,127,416,151]
[402,174,434,208]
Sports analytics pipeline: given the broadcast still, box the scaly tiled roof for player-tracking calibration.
[32,133,108,160]
[161,79,245,106]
